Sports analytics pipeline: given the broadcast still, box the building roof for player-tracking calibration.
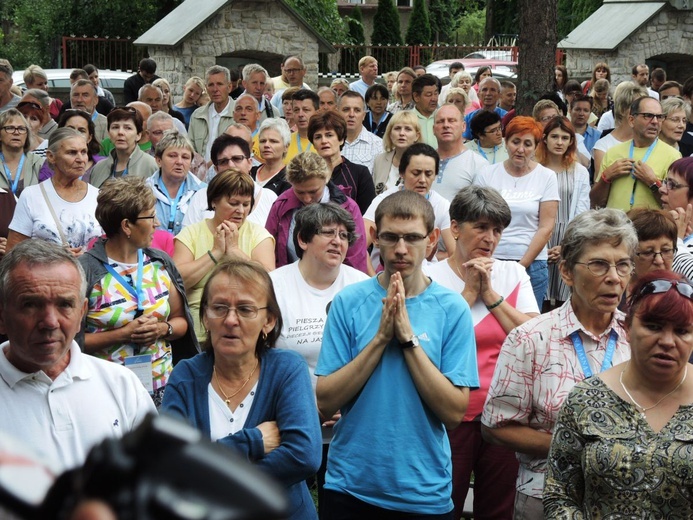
[559,0,667,50]
[134,0,335,53]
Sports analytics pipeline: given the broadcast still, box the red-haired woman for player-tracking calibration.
[545,270,693,518]
[475,116,559,308]
[536,117,590,308]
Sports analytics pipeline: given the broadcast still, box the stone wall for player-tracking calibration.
[147,0,321,96]
[564,6,693,85]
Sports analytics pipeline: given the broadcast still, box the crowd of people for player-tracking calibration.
[1,51,693,520]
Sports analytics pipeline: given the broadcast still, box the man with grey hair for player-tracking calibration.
[139,84,187,136]
[70,79,108,142]
[270,55,311,116]
[463,77,506,139]
[0,240,155,472]
[21,88,57,139]
[188,65,235,161]
[242,63,274,122]
[0,62,20,113]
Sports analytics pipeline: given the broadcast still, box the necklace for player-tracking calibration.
[619,362,688,419]
[451,257,465,281]
[213,360,259,407]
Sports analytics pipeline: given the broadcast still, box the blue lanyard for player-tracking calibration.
[684,234,693,245]
[569,328,618,378]
[0,153,25,195]
[91,111,98,122]
[367,112,387,134]
[164,178,186,232]
[296,134,312,154]
[476,141,498,163]
[110,152,130,178]
[103,249,145,317]
[628,139,658,207]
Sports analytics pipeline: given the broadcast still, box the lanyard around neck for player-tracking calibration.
[570,328,618,378]
[103,249,145,316]
[0,152,25,195]
[162,174,187,231]
[296,133,312,154]
[628,138,658,207]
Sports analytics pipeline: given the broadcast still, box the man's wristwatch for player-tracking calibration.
[164,322,174,339]
[400,334,420,349]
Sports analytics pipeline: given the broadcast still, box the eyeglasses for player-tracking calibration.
[1,125,28,134]
[205,304,268,320]
[664,178,689,190]
[17,101,42,111]
[377,232,428,246]
[485,126,503,134]
[631,279,693,306]
[217,155,250,168]
[666,117,687,125]
[635,248,676,262]
[539,115,557,123]
[316,228,352,242]
[633,112,666,122]
[133,214,157,221]
[114,106,138,114]
[575,260,633,277]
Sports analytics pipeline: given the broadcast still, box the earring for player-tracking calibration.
[126,234,131,240]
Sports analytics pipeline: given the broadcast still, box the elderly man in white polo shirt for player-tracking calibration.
[0,240,155,472]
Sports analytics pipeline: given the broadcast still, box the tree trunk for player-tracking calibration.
[515,0,558,116]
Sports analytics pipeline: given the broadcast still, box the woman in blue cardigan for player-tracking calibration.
[162,259,322,520]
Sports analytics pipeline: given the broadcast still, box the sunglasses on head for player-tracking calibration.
[17,101,42,111]
[630,279,693,308]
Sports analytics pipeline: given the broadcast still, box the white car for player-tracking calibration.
[12,69,132,104]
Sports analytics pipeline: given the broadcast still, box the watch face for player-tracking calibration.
[411,335,420,347]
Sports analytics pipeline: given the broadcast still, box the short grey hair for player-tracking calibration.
[47,127,86,156]
[23,88,50,108]
[479,77,501,91]
[661,96,691,120]
[205,65,231,83]
[138,83,162,100]
[258,117,291,148]
[449,186,511,229]
[154,129,195,158]
[560,208,638,271]
[70,79,97,95]
[235,93,259,111]
[0,240,87,305]
[147,110,174,128]
[317,87,338,102]
[242,63,269,82]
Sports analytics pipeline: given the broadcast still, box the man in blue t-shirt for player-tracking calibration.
[316,189,479,518]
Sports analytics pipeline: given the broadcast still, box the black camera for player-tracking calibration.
[0,414,288,520]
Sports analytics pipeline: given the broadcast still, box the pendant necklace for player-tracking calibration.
[214,360,259,407]
[619,362,687,419]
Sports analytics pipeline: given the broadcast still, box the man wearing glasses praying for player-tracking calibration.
[316,189,479,519]
[592,96,681,212]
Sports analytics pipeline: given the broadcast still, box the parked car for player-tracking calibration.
[426,58,518,84]
[12,69,132,105]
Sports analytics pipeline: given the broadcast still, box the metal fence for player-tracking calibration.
[61,37,147,71]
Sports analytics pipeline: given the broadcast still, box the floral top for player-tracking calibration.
[544,377,693,519]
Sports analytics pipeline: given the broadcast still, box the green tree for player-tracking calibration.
[406,0,432,65]
[429,0,460,44]
[371,0,403,45]
[371,0,404,72]
[286,0,346,43]
[342,6,365,73]
[454,8,486,45]
[406,0,432,46]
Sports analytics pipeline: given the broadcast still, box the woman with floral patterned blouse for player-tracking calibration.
[544,270,693,518]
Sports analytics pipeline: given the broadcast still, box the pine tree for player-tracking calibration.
[371,0,404,72]
[371,0,403,45]
[406,0,432,65]
[429,0,459,44]
[342,5,366,73]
